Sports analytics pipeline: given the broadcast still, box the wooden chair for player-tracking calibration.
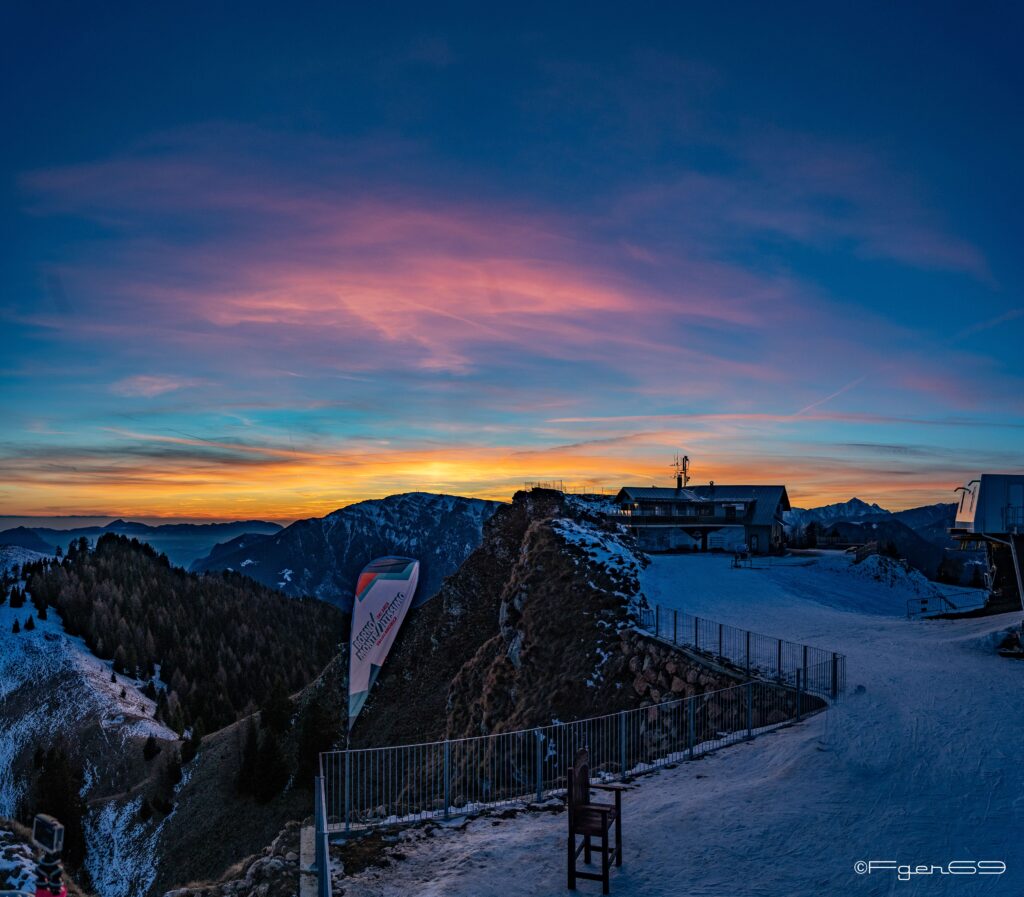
[567,747,628,894]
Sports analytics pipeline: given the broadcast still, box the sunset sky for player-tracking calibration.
[2,4,1022,521]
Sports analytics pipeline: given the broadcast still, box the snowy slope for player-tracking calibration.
[0,548,176,823]
[339,550,1021,896]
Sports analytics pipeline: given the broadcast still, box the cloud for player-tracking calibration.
[110,375,202,398]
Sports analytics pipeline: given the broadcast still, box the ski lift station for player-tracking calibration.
[950,474,1024,612]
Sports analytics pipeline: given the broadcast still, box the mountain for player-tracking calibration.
[885,503,959,549]
[785,497,889,530]
[1,519,283,567]
[0,526,53,553]
[190,492,502,611]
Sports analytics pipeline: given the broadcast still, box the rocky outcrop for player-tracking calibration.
[161,822,303,897]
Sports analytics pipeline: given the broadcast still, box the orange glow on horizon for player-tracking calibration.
[0,438,971,521]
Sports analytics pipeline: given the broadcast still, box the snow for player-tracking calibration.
[0,827,35,894]
[83,764,194,897]
[340,550,1022,896]
[0,554,175,818]
[551,517,646,613]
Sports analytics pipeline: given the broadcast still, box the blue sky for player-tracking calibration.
[1,2,1022,519]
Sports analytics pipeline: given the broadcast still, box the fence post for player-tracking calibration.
[688,692,696,757]
[746,681,753,739]
[718,623,723,659]
[619,711,627,777]
[443,740,451,820]
[694,616,700,651]
[314,775,327,897]
[655,605,661,638]
[796,670,803,722]
[776,640,783,682]
[831,653,839,699]
[745,631,751,677]
[673,609,678,644]
[344,749,351,833]
[535,730,543,802]
[802,645,808,692]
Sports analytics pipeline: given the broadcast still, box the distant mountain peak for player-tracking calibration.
[785,497,890,529]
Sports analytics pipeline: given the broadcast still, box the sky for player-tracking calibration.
[2,2,1023,521]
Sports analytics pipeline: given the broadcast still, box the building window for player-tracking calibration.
[697,504,713,517]
[725,505,737,520]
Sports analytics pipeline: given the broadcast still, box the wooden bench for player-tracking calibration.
[567,748,628,894]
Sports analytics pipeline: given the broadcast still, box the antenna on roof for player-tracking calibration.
[671,454,690,490]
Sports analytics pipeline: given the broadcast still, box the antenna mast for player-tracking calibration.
[671,454,690,490]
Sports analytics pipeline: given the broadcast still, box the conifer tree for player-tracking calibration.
[253,730,289,803]
[34,746,87,868]
[237,719,259,796]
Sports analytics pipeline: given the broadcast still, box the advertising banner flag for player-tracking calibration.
[347,556,419,730]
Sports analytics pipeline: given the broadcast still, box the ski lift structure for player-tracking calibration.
[950,474,1024,615]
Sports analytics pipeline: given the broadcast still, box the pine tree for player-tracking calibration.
[237,719,259,796]
[297,692,341,787]
[24,615,35,631]
[34,747,87,868]
[143,735,161,762]
[12,619,20,634]
[253,730,288,803]
[261,682,293,734]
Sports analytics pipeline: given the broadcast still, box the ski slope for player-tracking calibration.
[340,551,1023,896]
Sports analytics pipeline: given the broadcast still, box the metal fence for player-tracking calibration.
[316,599,847,897]
[320,669,830,835]
[636,602,846,698]
[906,589,989,619]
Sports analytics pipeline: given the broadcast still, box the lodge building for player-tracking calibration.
[611,483,790,554]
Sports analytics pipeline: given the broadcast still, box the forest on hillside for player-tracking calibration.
[21,534,345,733]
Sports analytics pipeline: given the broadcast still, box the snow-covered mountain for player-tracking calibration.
[785,497,889,530]
[190,492,502,610]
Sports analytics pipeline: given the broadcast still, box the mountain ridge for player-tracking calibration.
[191,492,503,611]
